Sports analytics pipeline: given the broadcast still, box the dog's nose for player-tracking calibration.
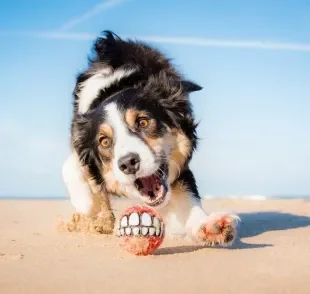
[118,153,140,175]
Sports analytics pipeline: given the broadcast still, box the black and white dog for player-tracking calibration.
[62,31,239,245]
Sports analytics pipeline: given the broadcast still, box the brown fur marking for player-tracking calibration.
[168,129,192,184]
[125,109,139,128]
[97,124,114,160]
[125,109,158,138]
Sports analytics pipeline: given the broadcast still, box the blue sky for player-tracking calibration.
[1,0,309,198]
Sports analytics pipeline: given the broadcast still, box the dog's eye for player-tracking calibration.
[99,136,111,148]
[137,118,149,129]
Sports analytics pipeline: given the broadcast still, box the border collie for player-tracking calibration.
[62,31,239,246]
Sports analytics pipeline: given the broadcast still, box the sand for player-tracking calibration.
[0,198,309,294]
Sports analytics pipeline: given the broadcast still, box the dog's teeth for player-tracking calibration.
[160,222,164,237]
[125,227,132,236]
[128,212,140,226]
[116,229,121,237]
[153,217,160,228]
[153,217,161,236]
[149,227,155,236]
[120,228,125,236]
[132,227,140,236]
[120,216,128,227]
[141,227,149,236]
[141,212,152,226]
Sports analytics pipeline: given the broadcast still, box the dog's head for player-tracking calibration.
[71,31,202,208]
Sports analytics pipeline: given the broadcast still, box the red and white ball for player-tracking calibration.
[116,205,165,256]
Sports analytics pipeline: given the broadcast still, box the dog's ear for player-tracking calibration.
[92,30,124,68]
[181,80,203,93]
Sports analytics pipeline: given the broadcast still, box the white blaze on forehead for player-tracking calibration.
[77,68,136,114]
[104,102,158,183]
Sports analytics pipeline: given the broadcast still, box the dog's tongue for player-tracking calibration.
[139,175,158,191]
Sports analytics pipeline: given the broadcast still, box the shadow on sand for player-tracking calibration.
[154,211,310,256]
[238,211,310,238]
[154,241,271,256]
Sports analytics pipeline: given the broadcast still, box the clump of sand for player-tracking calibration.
[56,213,115,234]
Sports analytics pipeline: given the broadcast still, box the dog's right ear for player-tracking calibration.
[181,80,203,93]
[91,30,125,68]
[94,31,121,55]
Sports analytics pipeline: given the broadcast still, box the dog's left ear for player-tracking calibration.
[181,80,203,93]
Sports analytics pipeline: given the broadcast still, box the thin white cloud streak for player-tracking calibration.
[58,0,127,31]
[139,36,310,52]
[29,31,310,52]
[2,30,310,52]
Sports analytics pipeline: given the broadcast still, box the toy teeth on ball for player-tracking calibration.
[116,205,165,256]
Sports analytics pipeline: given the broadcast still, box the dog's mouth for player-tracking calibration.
[134,165,168,207]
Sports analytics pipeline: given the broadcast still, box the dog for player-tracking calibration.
[62,31,239,246]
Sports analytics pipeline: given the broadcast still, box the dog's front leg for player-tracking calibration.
[160,179,239,246]
[61,151,115,233]
[62,152,97,215]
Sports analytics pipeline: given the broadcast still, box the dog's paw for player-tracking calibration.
[196,213,240,247]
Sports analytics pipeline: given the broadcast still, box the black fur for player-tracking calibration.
[73,31,202,114]
[176,169,200,200]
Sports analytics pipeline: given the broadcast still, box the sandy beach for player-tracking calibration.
[0,198,309,294]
